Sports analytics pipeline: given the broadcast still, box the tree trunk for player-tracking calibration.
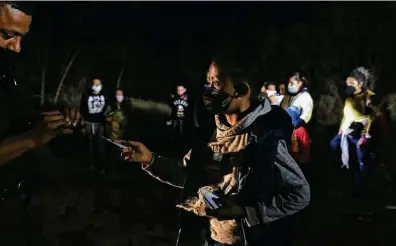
[116,51,127,88]
[54,48,80,104]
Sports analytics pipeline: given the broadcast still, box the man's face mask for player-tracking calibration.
[92,85,102,93]
[0,48,18,93]
[203,85,235,114]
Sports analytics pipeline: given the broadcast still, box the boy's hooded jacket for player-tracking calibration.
[142,99,310,245]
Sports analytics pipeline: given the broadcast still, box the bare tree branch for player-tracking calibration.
[60,51,71,79]
[40,51,47,105]
[116,50,127,88]
[54,47,80,104]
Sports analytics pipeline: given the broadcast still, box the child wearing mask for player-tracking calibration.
[104,88,128,141]
[80,78,107,173]
[104,88,129,173]
[281,73,313,166]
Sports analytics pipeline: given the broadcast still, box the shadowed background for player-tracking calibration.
[1,2,396,246]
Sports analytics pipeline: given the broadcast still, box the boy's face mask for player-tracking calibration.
[203,85,235,114]
[92,85,102,93]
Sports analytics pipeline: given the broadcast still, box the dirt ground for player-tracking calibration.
[0,113,395,246]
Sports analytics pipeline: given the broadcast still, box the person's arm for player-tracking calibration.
[141,150,192,189]
[295,92,314,127]
[242,138,310,226]
[338,99,349,134]
[0,132,38,166]
[104,104,112,117]
[363,93,376,137]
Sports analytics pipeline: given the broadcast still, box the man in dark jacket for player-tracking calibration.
[0,2,82,166]
[122,58,310,246]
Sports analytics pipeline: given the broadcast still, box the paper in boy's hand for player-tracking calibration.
[102,137,128,149]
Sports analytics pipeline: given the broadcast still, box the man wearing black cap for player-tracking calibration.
[0,2,81,166]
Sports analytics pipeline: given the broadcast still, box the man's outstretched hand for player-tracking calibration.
[121,141,153,163]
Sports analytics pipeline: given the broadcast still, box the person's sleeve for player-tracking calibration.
[141,149,192,189]
[299,93,314,124]
[243,139,310,226]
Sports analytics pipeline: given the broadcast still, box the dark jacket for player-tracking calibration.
[80,91,107,123]
[143,99,310,246]
[169,93,193,121]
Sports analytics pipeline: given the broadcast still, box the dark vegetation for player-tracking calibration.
[1,2,396,246]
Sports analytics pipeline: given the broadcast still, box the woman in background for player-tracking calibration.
[104,88,129,173]
[105,88,128,141]
[281,73,314,166]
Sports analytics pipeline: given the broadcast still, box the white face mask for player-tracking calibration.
[92,85,102,93]
[266,90,277,97]
[116,95,124,103]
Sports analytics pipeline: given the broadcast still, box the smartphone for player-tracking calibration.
[101,137,128,149]
[199,188,223,210]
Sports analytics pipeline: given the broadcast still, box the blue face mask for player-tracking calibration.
[288,85,298,94]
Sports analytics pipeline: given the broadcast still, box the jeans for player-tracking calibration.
[85,122,105,171]
[330,134,370,192]
[172,119,184,135]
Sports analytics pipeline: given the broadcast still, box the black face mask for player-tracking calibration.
[0,48,18,94]
[345,85,356,96]
[202,86,235,114]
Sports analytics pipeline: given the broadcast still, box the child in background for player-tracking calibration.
[285,106,311,165]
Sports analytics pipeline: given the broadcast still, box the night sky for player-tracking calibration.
[19,2,313,95]
[26,2,313,64]
[15,2,396,100]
